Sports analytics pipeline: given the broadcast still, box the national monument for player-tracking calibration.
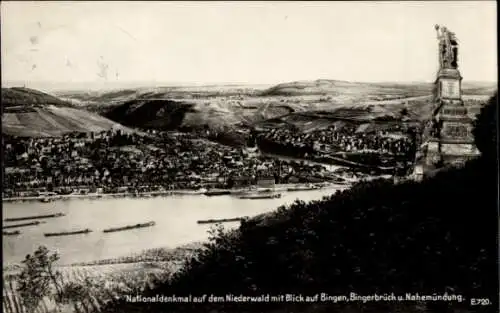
[413,25,480,180]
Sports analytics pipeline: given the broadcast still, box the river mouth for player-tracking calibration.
[2,188,345,267]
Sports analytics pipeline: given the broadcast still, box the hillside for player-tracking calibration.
[103,99,197,130]
[103,94,498,313]
[2,87,73,107]
[55,89,144,110]
[1,87,133,137]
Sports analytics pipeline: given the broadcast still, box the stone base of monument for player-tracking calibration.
[441,143,479,155]
[415,140,480,180]
[441,142,480,166]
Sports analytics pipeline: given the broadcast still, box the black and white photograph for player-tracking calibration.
[1,1,498,313]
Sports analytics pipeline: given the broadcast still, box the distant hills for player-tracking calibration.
[261,79,496,98]
[261,79,424,97]
[2,80,495,137]
[57,79,495,132]
[2,87,132,137]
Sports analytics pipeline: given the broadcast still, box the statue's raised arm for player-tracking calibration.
[435,24,443,39]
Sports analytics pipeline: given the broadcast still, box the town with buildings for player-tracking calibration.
[2,129,358,199]
[255,123,417,171]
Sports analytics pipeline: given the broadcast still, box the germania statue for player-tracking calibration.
[435,24,458,69]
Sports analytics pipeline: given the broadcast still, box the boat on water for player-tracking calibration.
[286,184,321,191]
[172,190,200,195]
[3,230,21,236]
[204,190,231,196]
[197,217,247,224]
[103,221,156,233]
[4,212,65,222]
[3,221,45,229]
[44,229,92,237]
[238,193,282,199]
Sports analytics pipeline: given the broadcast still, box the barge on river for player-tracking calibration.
[4,212,65,222]
[3,230,21,236]
[204,190,231,196]
[238,193,282,199]
[3,221,45,229]
[103,221,156,233]
[44,229,92,237]
[197,217,248,224]
[286,184,321,191]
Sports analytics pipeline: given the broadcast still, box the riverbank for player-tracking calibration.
[2,182,350,203]
[3,242,205,274]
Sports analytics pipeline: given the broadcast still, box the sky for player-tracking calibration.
[1,1,497,89]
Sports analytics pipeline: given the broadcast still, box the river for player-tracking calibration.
[3,188,346,266]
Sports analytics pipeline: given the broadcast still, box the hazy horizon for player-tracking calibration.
[2,1,497,90]
[2,79,497,93]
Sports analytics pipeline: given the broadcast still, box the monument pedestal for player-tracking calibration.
[433,69,480,167]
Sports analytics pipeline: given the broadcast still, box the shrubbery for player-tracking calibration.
[473,92,497,161]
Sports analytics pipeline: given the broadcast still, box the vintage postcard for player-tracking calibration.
[1,1,497,313]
